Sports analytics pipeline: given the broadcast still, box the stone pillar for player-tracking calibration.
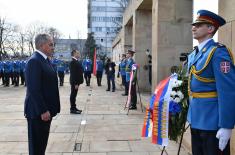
[218,0,235,153]
[152,0,192,91]
[132,9,152,91]
[124,23,133,52]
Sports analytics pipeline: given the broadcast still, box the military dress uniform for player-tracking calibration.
[187,10,235,155]
[20,60,26,85]
[119,58,127,95]
[57,59,66,86]
[13,60,21,86]
[82,58,92,86]
[96,59,103,86]
[126,54,137,109]
[0,61,3,85]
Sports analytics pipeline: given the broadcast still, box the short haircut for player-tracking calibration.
[71,49,79,56]
[206,24,218,36]
[35,34,51,49]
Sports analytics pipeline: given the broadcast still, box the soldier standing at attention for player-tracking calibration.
[125,49,137,110]
[118,54,127,96]
[187,10,235,155]
[96,57,104,86]
[82,56,92,86]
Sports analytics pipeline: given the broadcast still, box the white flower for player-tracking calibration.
[174,97,181,103]
[172,80,183,88]
[176,91,184,100]
[170,91,177,97]
[177,80,183,86]
[172,79,178,88]
[169,97,174,101]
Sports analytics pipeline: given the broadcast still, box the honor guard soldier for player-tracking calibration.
[13,60,21,86]
[20,60,26,85]
[118,54,128,96]
[125,49,137,110]
[0,61,3,85]
[96,57,104,86]
[3,60,11,87]
[82,57,92,86]
[57,59,66,86]
[9,60,14,85]
[187,10,235,155]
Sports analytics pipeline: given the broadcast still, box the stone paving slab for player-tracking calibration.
[0,75,191,154]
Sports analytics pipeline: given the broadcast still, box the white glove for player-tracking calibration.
[216,128,232,151]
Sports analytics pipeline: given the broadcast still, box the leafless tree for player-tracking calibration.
[47,27,61,41]
[14,25,27,56]
[25,22,50,54]
[0,17,18,59]
[111,0,129,34]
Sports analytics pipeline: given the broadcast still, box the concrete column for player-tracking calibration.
[124,22,133,52]
[152,0,192,90]
[132,9,152,91]
[218,0,235,153]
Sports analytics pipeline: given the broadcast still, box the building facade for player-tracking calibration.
[54,39,86,61]
[88,0,128,57]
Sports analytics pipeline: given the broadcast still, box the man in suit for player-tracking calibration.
[187,10,235,155]
[105,58,116,92]
[69,50,83,114]
[24,33,60,155]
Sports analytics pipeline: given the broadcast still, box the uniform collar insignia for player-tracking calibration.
[202,48,207,52]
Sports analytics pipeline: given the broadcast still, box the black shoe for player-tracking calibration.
[70,110,81,114]
[73,108,82,112]
[129,106,137,110]
[122,93,128,96]
[112,90,115,92]
[106,89,110,91]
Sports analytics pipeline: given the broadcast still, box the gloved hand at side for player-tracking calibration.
[216,128,232,151]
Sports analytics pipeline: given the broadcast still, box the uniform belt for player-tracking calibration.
[189,91,217,98]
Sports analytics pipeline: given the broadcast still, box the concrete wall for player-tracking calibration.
[133,10,152,91]
[152,0,192,90]
[218,0,235,153]
[124,24,133,52]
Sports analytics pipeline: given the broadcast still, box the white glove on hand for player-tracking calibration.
[216,128,232,151]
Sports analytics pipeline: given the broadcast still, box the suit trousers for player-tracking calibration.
[58,71,65,85]
[70,84,78,110]
[191,128,230,155]
[107,74,115,90]
[27,118,52,155]
[96,71,102,86]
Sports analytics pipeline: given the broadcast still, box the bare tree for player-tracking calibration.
[47,27,61,41]
[111,0,129,34]
[0,17,18,59]
[25,22,49,54]
[14,25,27,56]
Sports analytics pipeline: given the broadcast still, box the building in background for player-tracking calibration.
[87,0,128,58]
[54,39,86,61]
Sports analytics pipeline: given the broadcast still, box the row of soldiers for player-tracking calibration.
[0,60,27,87]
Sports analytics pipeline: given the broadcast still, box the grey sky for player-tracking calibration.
[0,0,218,40]
[0,0,88,39]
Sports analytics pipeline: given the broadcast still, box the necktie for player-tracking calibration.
[46,58,55,71]
[46,58,51,64]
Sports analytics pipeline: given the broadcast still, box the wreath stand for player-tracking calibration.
[124,69,144,115]
[160,122,190,155]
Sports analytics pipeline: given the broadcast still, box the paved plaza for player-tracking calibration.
[0,75,190,155]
